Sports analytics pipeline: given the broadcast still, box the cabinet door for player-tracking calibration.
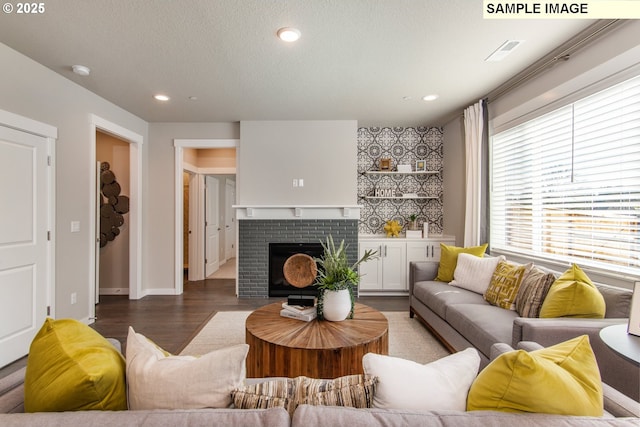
[381,241,406,290]
[406,241,431,280]
[430,238,456,261]
[358,241,383,291]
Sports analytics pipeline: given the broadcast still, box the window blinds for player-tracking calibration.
[490,74,640,276]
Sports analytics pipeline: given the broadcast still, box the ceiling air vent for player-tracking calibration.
[485,40,524,62]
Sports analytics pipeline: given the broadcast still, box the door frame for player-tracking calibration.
[89,115,143,310]
[173,139,238,294]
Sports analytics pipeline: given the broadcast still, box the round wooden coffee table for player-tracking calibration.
[245,302,388,378]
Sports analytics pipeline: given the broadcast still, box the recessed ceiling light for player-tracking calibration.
[188,96,198,101]
[277,27,301,42]
[422,94,439,102]
[154,94,170,101]
[72,64,90,76]
[402,96,413,101]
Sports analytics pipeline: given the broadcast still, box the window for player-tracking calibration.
[490,74,640,277]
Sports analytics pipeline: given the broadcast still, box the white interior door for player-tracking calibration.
[205,176,220,277]
[225,179,236,260]
[187,172,199,282]
[0,125,49,367]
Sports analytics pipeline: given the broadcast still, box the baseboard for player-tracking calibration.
[144,288,180,296]
[99,288,129,296]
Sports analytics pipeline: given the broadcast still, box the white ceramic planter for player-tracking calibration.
[322,289,352,321]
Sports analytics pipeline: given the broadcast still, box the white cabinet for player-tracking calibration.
[359,236,455,293]
[406,237,455,281]
[358,240,406,291]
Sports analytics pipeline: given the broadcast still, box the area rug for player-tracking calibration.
[180,311,449,364]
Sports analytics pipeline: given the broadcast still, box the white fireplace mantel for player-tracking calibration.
[233,205,361,220]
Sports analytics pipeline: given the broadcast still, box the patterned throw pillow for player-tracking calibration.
[231,378,296,414]
[484,261,532,310]
[515,267,556,317]
[232,374,376,416]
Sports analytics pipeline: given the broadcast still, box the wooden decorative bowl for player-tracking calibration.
[283,253,318,288]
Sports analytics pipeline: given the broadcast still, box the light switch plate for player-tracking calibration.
[71,221,80,233]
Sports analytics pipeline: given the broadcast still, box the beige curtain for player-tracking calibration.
[463,101,483,247]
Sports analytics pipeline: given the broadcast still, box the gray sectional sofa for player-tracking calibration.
[409,260,639,401]
[1,342,639,426]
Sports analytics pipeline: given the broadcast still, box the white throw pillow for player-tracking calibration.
[362,348,480,411]
[126,326,248,410]
[449,253,505,294]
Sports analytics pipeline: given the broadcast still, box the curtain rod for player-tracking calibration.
[485,19,622,104]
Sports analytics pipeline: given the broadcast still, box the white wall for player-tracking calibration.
[147,123,239,292]
[239,121,357,205]
[0,42,148,321]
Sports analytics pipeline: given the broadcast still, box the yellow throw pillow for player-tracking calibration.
[467,335,603,416]
[483,261,532,310]
[435,243,488,282]
[24,318,127,412]
[539,264,605,318]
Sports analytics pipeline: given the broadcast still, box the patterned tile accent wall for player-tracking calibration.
[238,219,358,298]
[358,127,444,235]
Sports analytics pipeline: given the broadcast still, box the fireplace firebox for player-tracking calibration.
[268,242,323,297]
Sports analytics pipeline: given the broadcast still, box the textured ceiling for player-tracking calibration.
[0,0,595,126]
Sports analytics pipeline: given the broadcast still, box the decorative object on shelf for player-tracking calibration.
[402,193,418,198]
[383,220,402,238]
[99,162,130,248]
[408,214,418,230]
[314,236,377,321]
[379,158,391,171]
[397,164,412,173]
[415,159,426,172]
[374,188,394,197]
[628,282,640,336]
[406,230,423,239]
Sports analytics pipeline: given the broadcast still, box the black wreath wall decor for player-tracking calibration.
[99,162,130,248]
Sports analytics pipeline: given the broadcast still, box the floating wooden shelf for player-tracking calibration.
[363,170,439,175]
[361,196,439,200]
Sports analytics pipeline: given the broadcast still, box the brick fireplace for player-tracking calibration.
[237,219,358,298]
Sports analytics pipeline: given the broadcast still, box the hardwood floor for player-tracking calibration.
[0,276,408,378]
[93,277,409,355]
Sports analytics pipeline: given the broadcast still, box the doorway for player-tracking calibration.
[174,139,238,294]
[90,115,142,315]
[182,172,236,281]
[96,131,130,299]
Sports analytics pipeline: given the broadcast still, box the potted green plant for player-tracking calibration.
[408,214,417,230]
[314,235,377,321]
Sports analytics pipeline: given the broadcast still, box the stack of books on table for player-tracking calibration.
[280,302,317,322]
